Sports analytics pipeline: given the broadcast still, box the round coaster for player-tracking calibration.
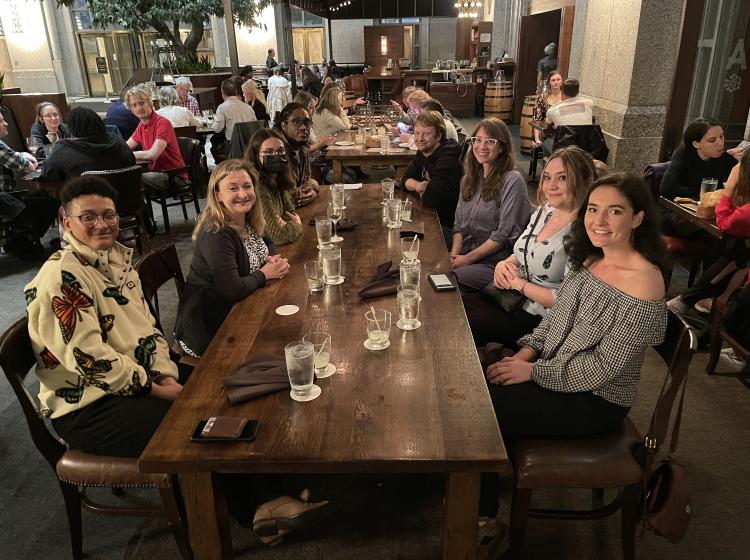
[275,304,300,316]
[331,235,344,243]
[290,384,322,402]
[324,276,345,285]
[397,319,422,331]
[364,339,391,351]
[315,363,337,379]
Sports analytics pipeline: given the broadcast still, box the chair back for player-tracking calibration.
[176,137,201,183]
[105,124,123,139]
[344,74,368,95]
[229,121,267,158]
[173,126,197,139]
[81,165,143,218]
[552,124,609,163]
[643,161,670,201]
[0,316,67,469]
[134,243,185,331]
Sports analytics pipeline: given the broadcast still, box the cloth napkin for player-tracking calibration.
[223,353,289,406]
[399,221,425,239]
[358,260,401,299]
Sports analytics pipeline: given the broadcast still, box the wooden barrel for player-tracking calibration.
[519,95,536,154]
[484,82,513,122]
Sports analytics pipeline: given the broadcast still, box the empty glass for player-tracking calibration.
[400,235,420,262]
[321,244,342,284]
[397,284,421,330]
[386,198,402,229]
[331,183,346,208]
[284,341,321,402]
[364,309,391,351]
[302,331,335,378]
[400,199,412,222]
[380,135,390,154]
[304,260,324,294]
[328,202,344,243]
[381,178,395,205]
[315,216,332,247]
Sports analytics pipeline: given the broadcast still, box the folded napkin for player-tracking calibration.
[358,261,401,299]
[223,353,289,406]
[399,221,425,239]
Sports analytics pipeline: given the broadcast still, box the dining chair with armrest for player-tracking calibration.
[0,317,193,560]
[508,309,697,560]
[705,265,750,375]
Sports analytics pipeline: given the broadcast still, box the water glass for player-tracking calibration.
[380,135,390,154]
[304,260,324,294]
[302,331,334,378]
[381,178,395,205]
[400,235,420,262]
[331,183,346,207]
[284,341,317,401]
[386,198,402,229]
[315,216,332,246]
[400,199,412,222]
[400,259,421,289]
[365,309,391,350]
[321,244,342,284]
[700,178,719,197]
[328,202,344,242]
[397,284,421,330]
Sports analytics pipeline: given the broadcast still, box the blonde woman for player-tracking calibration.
[312,86,351,138]
[241,78,269,123]
[175,159,290,357]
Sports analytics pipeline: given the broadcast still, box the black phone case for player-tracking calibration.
[190,419,260,442]
[428,274,456,291]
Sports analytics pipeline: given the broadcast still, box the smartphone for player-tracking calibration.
[190,419,260,442]
[428,273,456,291]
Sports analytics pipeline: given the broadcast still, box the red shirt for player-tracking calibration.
[131,112,186,177]
[716,196,750,238]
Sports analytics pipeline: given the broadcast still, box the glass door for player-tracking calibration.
[79,34,115,96]
[108,33,135,93]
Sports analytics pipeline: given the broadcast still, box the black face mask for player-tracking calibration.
[262,155,288,174]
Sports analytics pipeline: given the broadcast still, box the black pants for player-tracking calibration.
[682,239,750,305]
[462,292,544,348]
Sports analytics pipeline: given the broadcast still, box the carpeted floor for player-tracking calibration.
[1,124,749,559]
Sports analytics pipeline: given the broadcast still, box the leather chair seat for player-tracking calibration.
[662,235,686,255]
[56,449,171,488]
[512,418,643,489]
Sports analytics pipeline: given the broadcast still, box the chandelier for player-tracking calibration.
[330,0,351,11]
[455,1,482,18]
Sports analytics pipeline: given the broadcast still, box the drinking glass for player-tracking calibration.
[400,259,421,289]
[321,244,342,284]
[328,202,344,242]
[331,183,346,208]
[284,341,320,402]
[400,235,420,262]
[386,198,402,229]
[302,331,335,378]
[315,216,332,247]
[304,260,324,294]
[364,309,391,350]
[700,178,719,197]
[381,178,395,205]
[355,126,365,146]
[397,284,421,330]
[380,135,390,154]
[400,199,412,222]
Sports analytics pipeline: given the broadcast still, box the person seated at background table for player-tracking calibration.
[25,176,184,458]
[390,86,418,125]
[29,102,71,158]
[175,159,290,358]
[449,118,531,294]
[301,65,322,97]
[105,86,140,141]
[294,91,334,154]
[156,86,204,128]
[533,69,563,145]
[174,77,201,117]
[543,78,593,155]
[463,146,596,346]
[402,111,463,246]
[241,78,270,123]
[275,102,319,207]
[244,128,303,246]
[312,86,351,139]
[40,106,135,184]
[211,78,257,159]
[125,84,187,191]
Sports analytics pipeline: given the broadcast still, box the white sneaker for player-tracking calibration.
[694,298,713,314]
[719,348,748,372]
[667,296,688,314]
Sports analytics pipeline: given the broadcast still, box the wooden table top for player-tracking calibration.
[659,196,723,239]
[326,131,417,162]
[139,185,508,476]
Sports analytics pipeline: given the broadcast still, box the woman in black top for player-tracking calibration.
[175,159,290,357]
[241,79,270,123]
[29,102,71,157]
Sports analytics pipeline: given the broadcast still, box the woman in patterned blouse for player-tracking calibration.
[485,173,668,438]
[532,70,563,145]
[175,159,290,357]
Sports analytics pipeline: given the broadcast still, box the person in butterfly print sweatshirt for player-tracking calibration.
[24,176,182,458]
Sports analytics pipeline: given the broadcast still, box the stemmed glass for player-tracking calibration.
[328,202,344,243]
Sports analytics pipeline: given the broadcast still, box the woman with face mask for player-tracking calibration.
[243,128,303,245]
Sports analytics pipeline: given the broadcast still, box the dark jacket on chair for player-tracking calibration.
[39,133,135,183]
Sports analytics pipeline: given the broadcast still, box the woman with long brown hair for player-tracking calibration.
[532,70,563,144]
[450,117,532,293]
[312,86,350,138]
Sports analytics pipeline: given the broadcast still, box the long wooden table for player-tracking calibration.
[138,185,509,559]
[326,131,416,182]
[659,196,723,239]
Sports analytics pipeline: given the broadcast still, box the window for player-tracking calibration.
[292,7,323,28]
[71,0,94,31]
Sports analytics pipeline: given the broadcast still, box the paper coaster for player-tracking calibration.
[397,319,422,331]
[315,363,337,379]
[324,276,345,285]
[364,339,391,351]
[275,305,300,316]
[290,384,322,402]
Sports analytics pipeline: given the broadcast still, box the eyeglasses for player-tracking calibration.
[72,211,119,227]
[469,137,500,147]
[42,112,60,119]
[260,148,287,156]
[287,118,312,128]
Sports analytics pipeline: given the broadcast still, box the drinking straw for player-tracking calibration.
[409,235,418,255]
[369,305,382,333]
[314,337,327,365]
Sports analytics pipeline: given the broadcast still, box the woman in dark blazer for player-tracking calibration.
[29,102,71,157]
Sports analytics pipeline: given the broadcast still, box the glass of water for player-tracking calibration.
[364,309,391,350]
[400,235,420,262]
[381,178,395,205]
[386,198,402,229]
[397,284,421,330]
[302,331,335,378]
[284,340,321,402]
[304,260,324,294]
[328,202,344,242]
[380,135,390,154]
[321,244,342,284]
[400,199,412,222]
[700,178,718,197]
[331,183,346,207]
[400,259,421,289]
[315,216,332,247]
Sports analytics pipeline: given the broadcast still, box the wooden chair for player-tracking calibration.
[705,266,750,375]
[0,317,193,560]
[508,310,697,560]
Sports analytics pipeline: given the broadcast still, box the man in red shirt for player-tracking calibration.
[125,84,187,190]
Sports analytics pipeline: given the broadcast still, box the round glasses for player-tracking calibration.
[260,148,287,156]
[72,211,119,227]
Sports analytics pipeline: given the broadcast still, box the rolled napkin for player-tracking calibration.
[223,353,289,406]
[399,221,425,239]
[358,260,401,299]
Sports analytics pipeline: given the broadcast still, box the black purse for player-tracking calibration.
[479,208,543,313]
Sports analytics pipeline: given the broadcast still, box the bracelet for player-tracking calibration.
[518,280,528,295]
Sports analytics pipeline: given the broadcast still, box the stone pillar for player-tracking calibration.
[490,0,525,60]
[576,0,683,172]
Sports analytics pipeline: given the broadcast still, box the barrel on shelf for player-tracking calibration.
[519,95,536,154]
[484,81,513,122]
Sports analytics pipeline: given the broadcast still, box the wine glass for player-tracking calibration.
[328,202,344,243]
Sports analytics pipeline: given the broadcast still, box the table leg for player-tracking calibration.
[443,472,480,560]
[180,472,233,560]
[333,160,343,183]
